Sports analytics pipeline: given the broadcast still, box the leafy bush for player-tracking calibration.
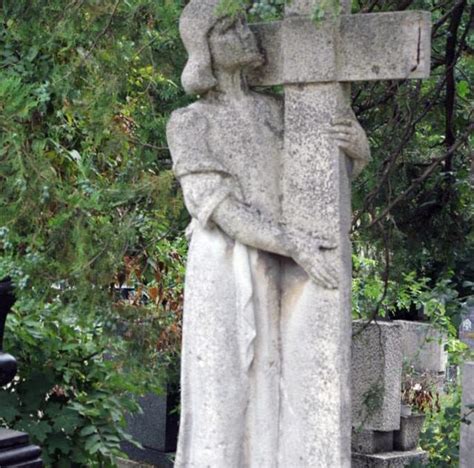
[419,388,462,467]
[0,0,188,464]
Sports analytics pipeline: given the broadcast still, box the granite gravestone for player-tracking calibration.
[167,1,431,466]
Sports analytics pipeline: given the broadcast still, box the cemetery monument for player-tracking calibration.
[166,0,431,466]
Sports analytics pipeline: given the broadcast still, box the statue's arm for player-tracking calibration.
[214,197,291,257]
[212,194,337,288]
[179,173,292,257]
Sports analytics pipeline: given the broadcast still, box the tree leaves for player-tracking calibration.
[0,0,187,464]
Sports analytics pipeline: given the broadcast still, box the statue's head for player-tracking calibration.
[179,0,262,95]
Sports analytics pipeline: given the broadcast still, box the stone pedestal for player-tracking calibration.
[460,361,474,468]
[393,415,425,451]
[0,429,43,467]
[352,430,394,454]
[352,449,428,467]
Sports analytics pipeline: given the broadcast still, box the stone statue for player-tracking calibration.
[167,0,431,463]
[166,2,370,466]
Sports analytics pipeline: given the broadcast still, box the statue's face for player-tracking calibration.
[209,16,263,72]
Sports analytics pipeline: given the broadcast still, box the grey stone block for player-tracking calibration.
[352,321,403,431]
[393,415,425,451]
[397,320,447,373]
[352,430,394,454]
[352,449,428,467]
[460,361,474,468]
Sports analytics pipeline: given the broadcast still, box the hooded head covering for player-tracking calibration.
[179,0,226,95]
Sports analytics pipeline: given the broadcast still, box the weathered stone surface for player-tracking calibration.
[352,429,394,454]
[352,321,403,431]
[393,415,425,451]
[397,320,447,374]
[282,17,338,83]
[460,361,474,468]
[249,12,431,86]
[169,0,431,466]
[337,11,431,81]
[352,449,428,467]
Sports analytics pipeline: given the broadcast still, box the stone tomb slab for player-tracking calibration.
[460,306,474,349]
[121,391,178,467]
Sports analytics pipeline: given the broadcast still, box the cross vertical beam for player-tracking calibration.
[278,15,354,468]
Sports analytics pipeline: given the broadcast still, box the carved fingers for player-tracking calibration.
[327,118,370,164]
[308,252,338,289]
[294,249,338,289]
[289,231,338,289]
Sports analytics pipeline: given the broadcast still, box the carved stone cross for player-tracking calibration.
[246,2,431,465]
[248,3,431,236]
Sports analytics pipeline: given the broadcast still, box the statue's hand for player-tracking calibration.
[287,229,338,289]
[328,118,370,164]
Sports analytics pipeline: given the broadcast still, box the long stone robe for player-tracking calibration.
[167,94,284,467]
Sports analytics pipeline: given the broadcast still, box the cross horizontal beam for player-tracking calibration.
[249,11,431,86]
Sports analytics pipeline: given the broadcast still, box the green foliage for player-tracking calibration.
[0,303,139,466]
[311,0,342,23]
[353,252,473,341]
[216,0,248,19]
[249,0,285,21]
[0,0,188,464]
[351,0,474,294]
[420,389,462,466]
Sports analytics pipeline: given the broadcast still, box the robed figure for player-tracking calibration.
[166,1,370,466]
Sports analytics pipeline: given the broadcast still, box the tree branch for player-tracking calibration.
[367,124,473,228]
